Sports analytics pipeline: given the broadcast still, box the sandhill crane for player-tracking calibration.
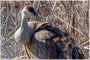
[14,6,85,59]
[14,6,43,44]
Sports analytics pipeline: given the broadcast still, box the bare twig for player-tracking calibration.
[53,14,87,37]
[51,1,56,10]
[0,8,13,30]
[79,41,89,47]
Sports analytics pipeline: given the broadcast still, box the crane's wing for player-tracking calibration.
[24,22,85,59]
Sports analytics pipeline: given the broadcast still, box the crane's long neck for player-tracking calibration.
[21,14,28,29]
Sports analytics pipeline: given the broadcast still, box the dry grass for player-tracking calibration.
[0,1,89,59]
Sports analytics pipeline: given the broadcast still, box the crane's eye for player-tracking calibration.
[26,6,34,12]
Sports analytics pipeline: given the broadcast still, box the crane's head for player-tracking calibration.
[21,5,44,19]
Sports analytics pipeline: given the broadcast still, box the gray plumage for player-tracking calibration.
[14,6,85,59]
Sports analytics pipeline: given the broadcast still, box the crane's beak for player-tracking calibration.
[33,10,45,19]
[36,14,45,19]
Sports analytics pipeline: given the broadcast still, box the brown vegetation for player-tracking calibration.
[1,1,89,59]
